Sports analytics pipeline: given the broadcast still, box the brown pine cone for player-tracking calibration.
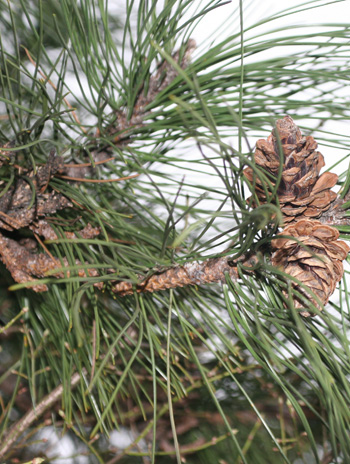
[244,116,338,224]
[271,219,350,316]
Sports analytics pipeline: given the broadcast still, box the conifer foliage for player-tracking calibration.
[1,1,350,463]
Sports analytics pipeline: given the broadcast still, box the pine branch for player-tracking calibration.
[0,222,101,292]
[109,38,197,143]
[110,256,240,296]
[0,116,350,302]
[0,149,71,232]
[0,58,350,315]
[0,39,198,290]
[2,3,350,462]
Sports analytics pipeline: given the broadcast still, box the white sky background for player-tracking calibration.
[187,0,350,174]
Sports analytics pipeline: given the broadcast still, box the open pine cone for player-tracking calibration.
[244,116,338,223]
[244,116,349,315]
[271,219,350,316]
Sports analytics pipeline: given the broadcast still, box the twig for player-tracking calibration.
[57,173,139,183]
[0,225,101,292]
[0,307,28,334]
[0,371,82,460]
[64,157,114,168]
[110,256,241,296]
[318,195,350,226]
[0,149,71,231]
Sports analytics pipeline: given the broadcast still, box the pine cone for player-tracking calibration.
[244,116,338,223]
[271,219,350,316]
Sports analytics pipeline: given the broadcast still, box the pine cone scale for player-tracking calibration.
[282,205,307,217]
[312,171,338,194]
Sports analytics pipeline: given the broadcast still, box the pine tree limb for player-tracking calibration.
[1,98,350,306]
[0,40,198,293]
[0,224,101,292]
[110,256,240,296]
